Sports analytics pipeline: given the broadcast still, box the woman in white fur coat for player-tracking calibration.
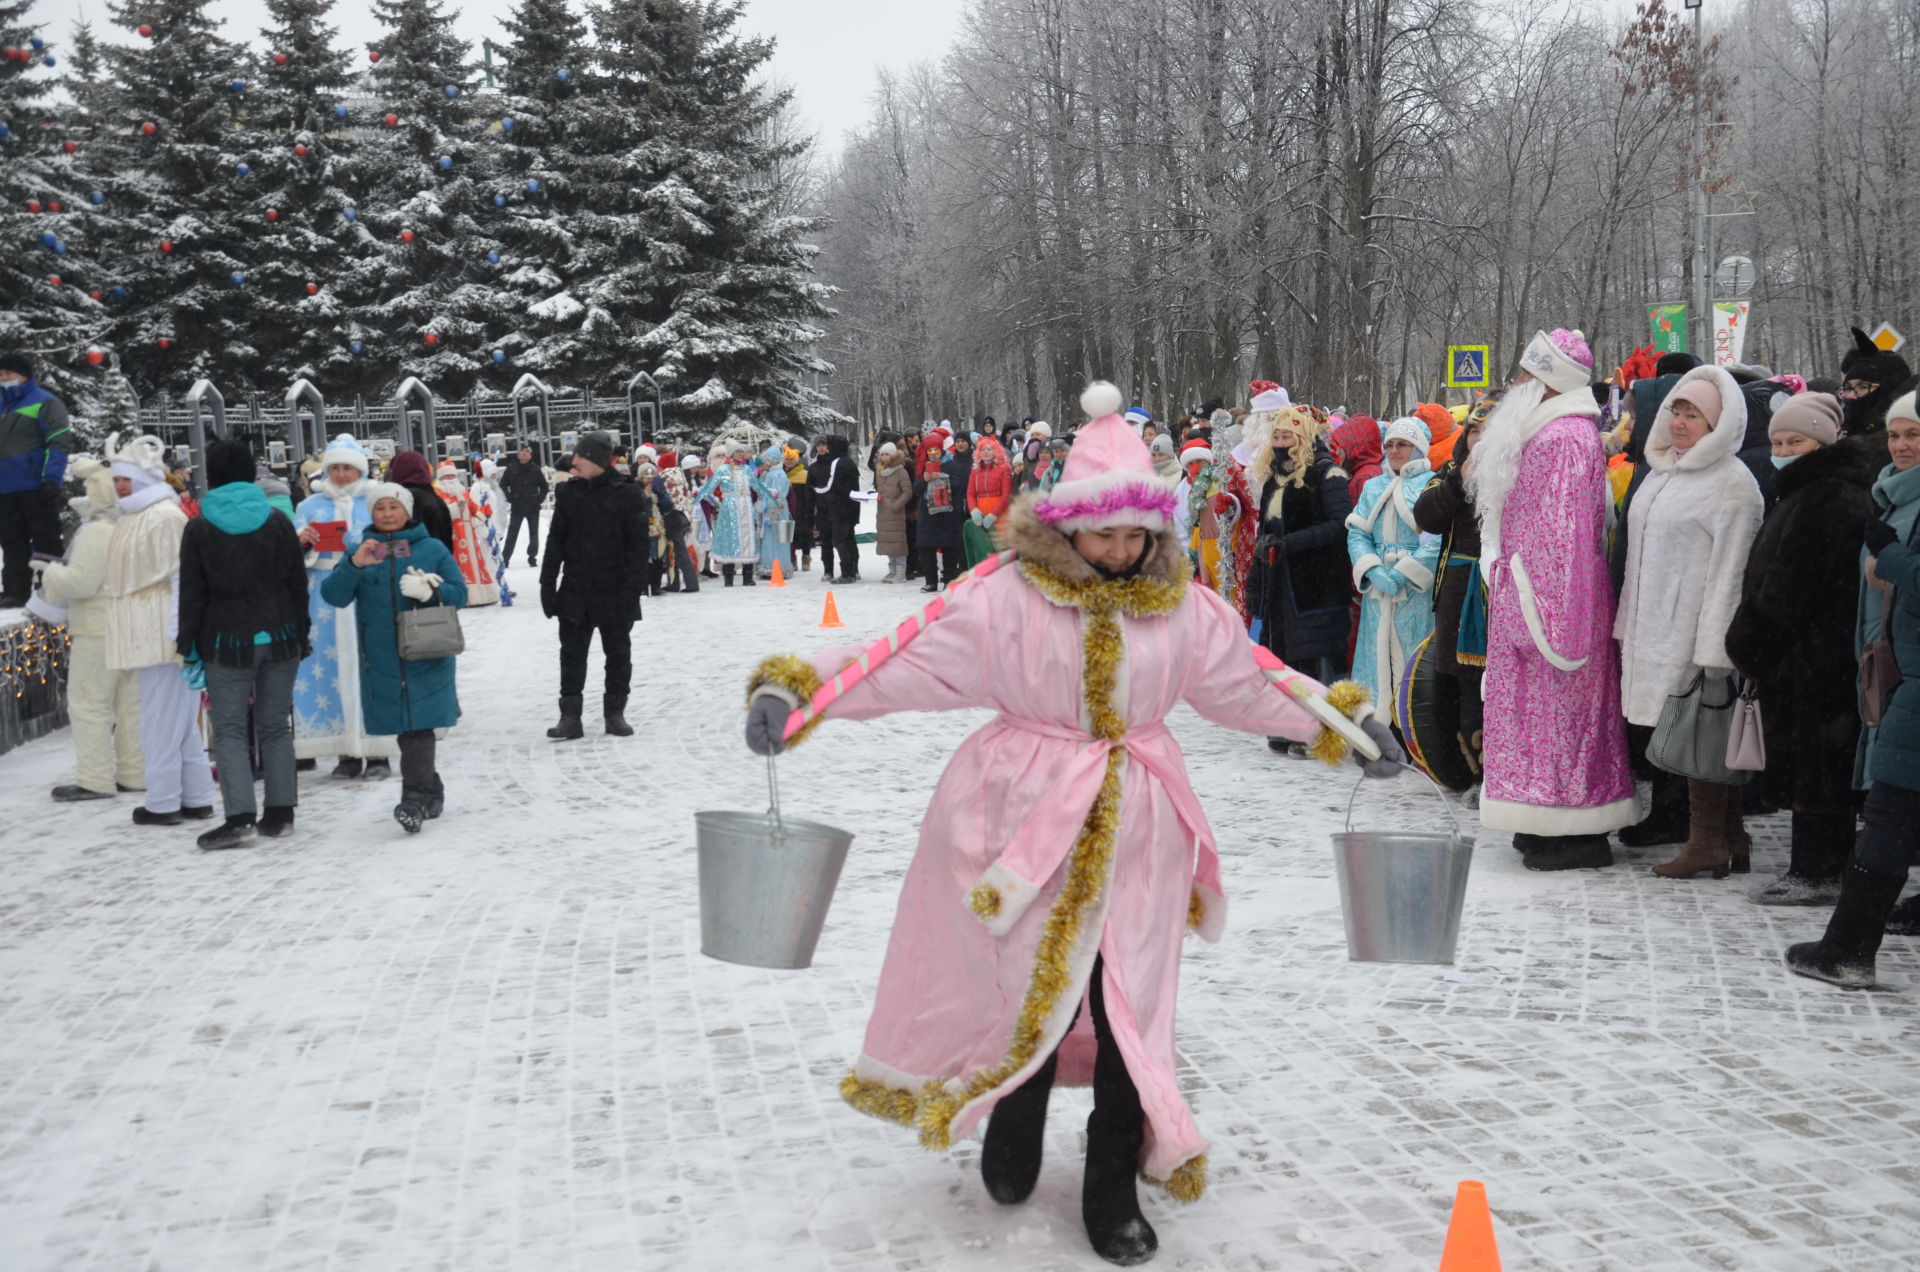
[1615,365,1765,879]
[38,456,145,801]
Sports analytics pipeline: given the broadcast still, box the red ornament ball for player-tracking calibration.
[306,282,318,295]
[89,290,102,300]
[25,200,40,213]
[86,349,105,366]
[48,201,60,212]
[138,24,153,38]
[369,51,382,63]
[46,274,61,286]
[159,240,174,253]
[383,113,399,127]
[62,140,77,154]
[157,338,172,350]
[141,122,157,137]
[294,143,308,157]
[273,52,288,66]
[265,208,279,221]
[424,332,438,346]
[400,228,415,243]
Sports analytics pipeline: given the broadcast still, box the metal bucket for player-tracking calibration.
[695,759,853,969]
[1331,771,1474,965]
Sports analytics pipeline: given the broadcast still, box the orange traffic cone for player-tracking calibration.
[1437,1181,1502,1271]
[768,559,787,588]
[818,591,844,629]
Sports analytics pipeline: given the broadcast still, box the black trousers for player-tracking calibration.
[921,544,961,586]
[504,506,540,564]
[826,512,859,577]
[0,486,63,599]
[559,618,634,702]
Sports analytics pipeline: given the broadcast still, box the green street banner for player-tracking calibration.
[1648,303,1687,354]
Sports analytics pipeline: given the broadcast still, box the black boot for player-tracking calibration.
[982,1052,1058,1205]
[1752,810,1851,906]
[394,790,429,834]
[1886,893,1920,936]
[1522,834,1614,871]
[547,695,585,741]
[1083,964,1156,1266]
[258,805,296,838]
[723,564,736,587]
[197,814,257,851]
[331,757,364,779]
[1785,864,1908,988]
[51,784,113,802]
[131,806,183,827]
[743,567,756,586]
[605,697,634,737]
[1618,770,1689,847]
[363,758,392,781]
[425,776,445,820]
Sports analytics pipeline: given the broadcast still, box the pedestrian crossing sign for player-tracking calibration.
[1447,345,1491,388]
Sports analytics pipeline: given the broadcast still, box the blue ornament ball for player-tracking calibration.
[501,117,514,131]
[350,340,364,355]
[231,271,246,286]
[492,350,506,364]
[89,191,104,204]
[111,285,127,299]
[343,206,358,221]
[556,68,570,82]
[487,250,500,264]
[39,231,57,247]
[526,178,540,192]
[42,56,54,67]
[235,162,250,176]
[334,104,349,119]
[231,79,246,92]
[52,242,66,256]
[439,154,453,170]
[30,37,44,50]
[0,123,10,139]
[444,84,459,98]
[493,194,506,207]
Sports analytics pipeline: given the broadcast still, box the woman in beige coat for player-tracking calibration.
[874,443,912,582]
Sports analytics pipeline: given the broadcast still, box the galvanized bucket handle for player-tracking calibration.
[1343,766,1465,840]
[766,755,788,845]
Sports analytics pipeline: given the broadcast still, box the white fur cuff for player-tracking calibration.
[1393,554,1435,591]
[967,860,1043,937]
[752,684,802,712]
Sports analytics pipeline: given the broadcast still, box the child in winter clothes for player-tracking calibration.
[319,484,467,833]
[104,434,215,826]
[742,383,1403,1266]
[37,456,144,801]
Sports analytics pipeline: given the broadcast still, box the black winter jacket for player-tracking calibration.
[1249,453,1352,664]
[540,470,648,625]
[500,456,550,512]
[809,436,860,526]
[176,504,311,667]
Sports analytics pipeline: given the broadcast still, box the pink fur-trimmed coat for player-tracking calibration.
[780,507,1332,1194]
[1479,401,1638,835]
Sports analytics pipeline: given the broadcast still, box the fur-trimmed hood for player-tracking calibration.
[1647,365,1748,473]
[997,492,1192,588]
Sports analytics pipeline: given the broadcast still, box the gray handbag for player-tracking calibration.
[396,602,466,661]
[1648,669,1740,785]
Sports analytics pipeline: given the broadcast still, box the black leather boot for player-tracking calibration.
[424,776,446,820]
[1786,863,1908,988]
[981,1051,1058,1204]
[547,695,585,741]
[1083,964,1156,1266]
[604,697,634,737]
[393,789,430,834]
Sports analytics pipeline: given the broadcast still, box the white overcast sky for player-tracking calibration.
[31,0,969,149]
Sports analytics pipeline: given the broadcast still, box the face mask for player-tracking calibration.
[1770,454,1800,470]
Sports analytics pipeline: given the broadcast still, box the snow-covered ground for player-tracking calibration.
[2,541,1917,1272]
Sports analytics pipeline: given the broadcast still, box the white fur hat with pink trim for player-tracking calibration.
[1031,382,1181,534]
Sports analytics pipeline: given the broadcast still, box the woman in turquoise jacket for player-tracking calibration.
[1345,416,1441,712]
[319,482,468,832]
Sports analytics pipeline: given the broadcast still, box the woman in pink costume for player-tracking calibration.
[743,383,1402,1265]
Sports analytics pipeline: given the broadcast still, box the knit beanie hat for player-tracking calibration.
[1148,434,1174,457]
[387,449,434,485]
[0,352,34,378]
[1667,376,1723,424]
[1768,392,1843,445]
[1888,389,1920,429]
[205,439,257,489]
[1032,382,1180,534]
[364,481,414,517]
[1028,421,1052,440]
[1381,417,1433,451]
[320,433,371,476]
[574,430,615,469]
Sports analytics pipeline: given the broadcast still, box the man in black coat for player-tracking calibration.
[499,444,549,568]
[539,432,646,740]
[809,434,861,583]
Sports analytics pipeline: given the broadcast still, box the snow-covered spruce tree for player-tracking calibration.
[0,4,101,385]
[230,0,362,398]
[91,1,255,396]
[485,0,594,392]
[586,0,840,440]
[337,0,506,399]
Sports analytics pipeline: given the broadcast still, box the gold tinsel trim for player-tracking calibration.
[1017,560,1187,619]
[747,653,829,749]
[969,884,1003,920]
[1308,680,1373,769]
[1188,890,1204,930]
[1144,1153,1209,1203]
[838,1072,918,1127]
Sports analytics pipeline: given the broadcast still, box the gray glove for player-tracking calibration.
[1353,715,1406,779]
[745,693,790,756]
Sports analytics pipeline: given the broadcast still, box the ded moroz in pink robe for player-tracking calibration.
[1478,399,1637,835]
[750,509,1352,1202]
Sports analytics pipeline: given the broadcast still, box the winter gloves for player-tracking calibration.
[1354,716,1406,780]
[1365,566,1404,596]
[745,693,789,756]
[399,568,442,603]
[1864,519,1899,553]
[967,509,999,529]
[180,659,206,692]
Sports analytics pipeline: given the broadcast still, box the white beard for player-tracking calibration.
[1465,377,1548,560]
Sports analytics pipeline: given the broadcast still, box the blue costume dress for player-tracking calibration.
[1346,458,1442,712]
[755,446,794,574]
[695,460,765,565]
[291,471,397,762]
